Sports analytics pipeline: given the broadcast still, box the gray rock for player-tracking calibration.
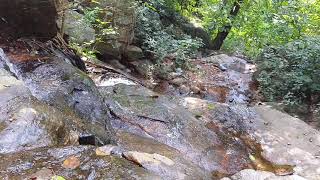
[0,68,84,154]
[202,54,256,74]
[0,146,160,179]
[252,106,320,180]
[96,41,123,59]
[222,169,307,180]
[118,132,210,179]
[95,0,137,59]
[0,50,116,145]
[108,59,127,70]
[57,10,96,44]
[100,84,251,176]
[126,45,144,61]
[130,60,153,78]
[181,97,320,180]
[123,151,187,180]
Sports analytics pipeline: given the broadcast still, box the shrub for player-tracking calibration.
[135,2,203,68]
[256,37,320,110]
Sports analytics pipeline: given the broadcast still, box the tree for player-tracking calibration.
[212,0,243,50]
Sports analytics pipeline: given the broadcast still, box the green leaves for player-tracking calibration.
[135,2,203,67]
[160,0,320,57]
[256,37,320,106]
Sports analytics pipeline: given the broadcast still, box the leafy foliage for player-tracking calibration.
[83,6,117,41]
[157,0,320,57]
[70,3,117,60]
[256,36,320,107]
[135,2,203,68]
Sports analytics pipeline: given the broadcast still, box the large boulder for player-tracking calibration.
[252,106,320,180]
[0,49,116,145]
[94,0,138,59]
[0,68,83,154]
[0,0,57,38]
[118,132,210,179]
[57,10,96,44]
[98,84,253,177]
[182,97,320,180]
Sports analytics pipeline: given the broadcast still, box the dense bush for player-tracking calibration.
[135,2,203,68]
[256,37,320,109]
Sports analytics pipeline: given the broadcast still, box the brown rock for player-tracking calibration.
[179,85,190,94]
[153,81,170,93]
[62,156,81,170]
[170,78,187,86]
[190,85,201,94]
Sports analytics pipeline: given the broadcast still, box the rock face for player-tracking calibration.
[253,106,320,180]
[0,68,84,154]
[94,0,138,59]
[182,97,320,180]
[0,0,57,38]
[122,151,186,179]
[99,84,253,176]
[57,10,96,44]
[0,49,116,145]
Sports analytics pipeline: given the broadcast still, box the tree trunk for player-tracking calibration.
[212,0,243,50]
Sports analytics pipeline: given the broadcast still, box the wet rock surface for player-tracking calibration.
[0,49,116,145]
[0,146,160,180]
[99,84,253,176]
[181,97,320,180]
[0,46,319,179]
[117,131,210,179]
[0,68,85,154]
[129,54,256,104]
[252,106,320,180]
[189,54,256,103]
